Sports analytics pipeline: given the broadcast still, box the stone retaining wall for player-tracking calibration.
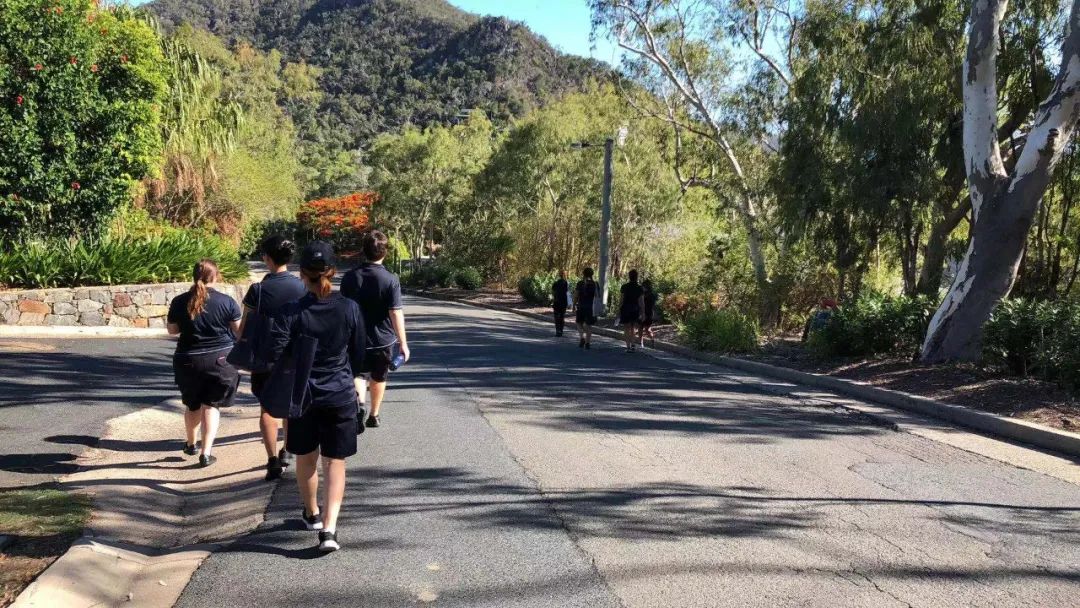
[0,283,249,327]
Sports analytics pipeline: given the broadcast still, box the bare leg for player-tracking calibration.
[369,381,387,417]
[321,457,347,532]
[260,411,280,458]
[586,324,593,345]
[623,323,634,348]
[295,451,319,516]
[184,408,200,446]
[354,377,367,406]
[200,405,220,456]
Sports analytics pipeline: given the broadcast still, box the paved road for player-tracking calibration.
[174,297,1080,607]
[0,337,176,488]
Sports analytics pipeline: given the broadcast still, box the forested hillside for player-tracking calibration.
[147,0,610,194]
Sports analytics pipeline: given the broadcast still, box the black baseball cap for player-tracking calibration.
[300,241,335,271]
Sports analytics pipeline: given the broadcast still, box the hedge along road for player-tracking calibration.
[0,337,177,489]
[177,296,1080,608]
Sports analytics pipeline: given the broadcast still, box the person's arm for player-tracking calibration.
[238,284,258,336]
[348,304,367,374]
[166,298,181,336]
[229,300,242,339]
[266,309,296,365]
[390,308,409,363]
[167,323,181,336]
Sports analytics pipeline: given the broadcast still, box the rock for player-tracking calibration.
[139,305,169,319]
[131,291,153,306]
[132,318,149,328]
[19,299,50,314]
[113,293,132,308]
[46,314,78,326]
[53,301,77,315]
[89,289,111,304]
[44,290,74,304]
[79,311,106,326]
[2,308,19,324]
[114,306,138,319]
[17,312,46,325]
[77,299,103,312]
[151,289,169,305]
[147,317,165,328]
[108,316,132,328]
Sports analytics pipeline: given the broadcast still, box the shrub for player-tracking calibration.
[0,1,167,241]
[518,272,557,305]
[0,232,247,289]
[807,293,934,358]
[660,292,712,324]
[454,266,483,290]
[679,308,759,353]
[296,192,375,254]
[985,298,1080,386]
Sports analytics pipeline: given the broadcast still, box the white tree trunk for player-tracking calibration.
[921,0,1080,362]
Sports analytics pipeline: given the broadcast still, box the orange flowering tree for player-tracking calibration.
[0,0,167,241]
[297,192,376,254]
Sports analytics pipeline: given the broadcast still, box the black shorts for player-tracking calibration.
[286,403,358,459]
[575,308,596,325]
[619,306,642,325]
[251,371,270,406]
[360,346,395,383]
[173,350,240,411]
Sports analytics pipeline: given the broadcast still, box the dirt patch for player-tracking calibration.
[0,488,90,608]
[414,287,1080,432]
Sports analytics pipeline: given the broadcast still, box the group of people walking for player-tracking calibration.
[551,267,657,352]
[165,231,408,553]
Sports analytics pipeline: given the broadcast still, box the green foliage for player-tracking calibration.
[984,299,1080,386]
[454,266,483,290]
[807,294,935,358]
[678,309,759,354]
[0,0,167,242]
[518,272,558,305]
[0,232,247,289]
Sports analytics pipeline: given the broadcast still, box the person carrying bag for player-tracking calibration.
[264,242,366,553]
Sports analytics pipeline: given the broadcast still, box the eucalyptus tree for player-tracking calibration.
[590,0,798,323]
[921,0,1080,362]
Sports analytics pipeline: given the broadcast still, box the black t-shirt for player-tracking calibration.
[242,271,307,317]
[576,280,597,307]
[643,291,658,317]
[269,293,366,408]
[621,282,644,311]
[168,289,241,354]
[552,278,569,308]
[340,263,403,349]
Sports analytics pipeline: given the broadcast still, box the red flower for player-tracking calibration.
[53,6,62,14]
[9,194,19,201]
[69,56,78,65]
[120,55,128,64]
[100,28,108,35]
[87,13,95,23]
[33,63,43,71]
[90,64,99,73]
[71,182,80,191]
[15,96,23,106]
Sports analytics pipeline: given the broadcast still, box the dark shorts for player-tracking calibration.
[575,308,596,325]
[173,349,239,411]
[360,346,395,383]
[286,403,358,459]
[251,371,270,408]
[620,306,642,325]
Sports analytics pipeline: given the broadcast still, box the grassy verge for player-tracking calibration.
[0,488,90,607]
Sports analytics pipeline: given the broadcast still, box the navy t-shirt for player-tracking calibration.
[168,289,241,354]
[242,271,307,316]
[340,263,403,349]
[269,293,366,408]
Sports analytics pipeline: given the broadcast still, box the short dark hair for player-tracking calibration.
[582,267,594,279]
[628,269,639,283]
[261,234,296,266]
[363,230,389,262]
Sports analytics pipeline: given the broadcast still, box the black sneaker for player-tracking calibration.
[265,457,283,481]
[199,454,217,467]
[579,338,585,348]
[277,448,291,468]
[585,342,592,350]
[183,443,198,456]
[318,530,340,552]
[302,509,323,531]
[365,415,380,428]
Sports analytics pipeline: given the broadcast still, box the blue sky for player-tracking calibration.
[128,0,619,63]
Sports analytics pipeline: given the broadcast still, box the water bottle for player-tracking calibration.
[389,353,406,371]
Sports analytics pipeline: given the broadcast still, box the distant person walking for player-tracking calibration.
[552,270,570,337]
[239,235,307,480]
[575,267,598,349]
[167,259,241,467]
[341,230,410,429]
[267,242,367,552]
[639,279,658,347]
[619,269,646,352]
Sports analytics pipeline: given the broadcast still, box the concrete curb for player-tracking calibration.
[406,288,1080,459]
[0,325,171,338]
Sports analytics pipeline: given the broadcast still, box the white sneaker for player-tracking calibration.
[319,530,340,552]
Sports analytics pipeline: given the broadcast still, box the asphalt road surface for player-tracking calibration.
[0,336,177,489]
[175,297,1080,607]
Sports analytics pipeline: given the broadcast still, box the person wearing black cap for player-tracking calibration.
[239,235,307,481]
[266,241,366,553]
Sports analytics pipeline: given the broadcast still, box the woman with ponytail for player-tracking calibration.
[167,259,243,467]
[266,242,366,553]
